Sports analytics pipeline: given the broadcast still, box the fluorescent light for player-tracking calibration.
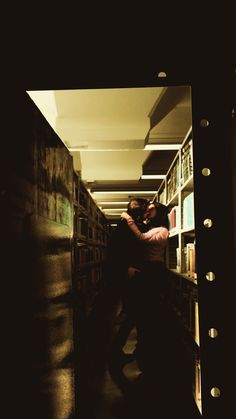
[68,148,138,152]
[102,208,127,211]
[92,191,156,195]
[141,175,166,179]
[110,223,118,226]
[144,144,181,150]
[96,201,129,205]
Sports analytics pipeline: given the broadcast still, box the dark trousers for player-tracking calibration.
[135,262,191,393]
[134,262,170,373]
[111,274,139,355]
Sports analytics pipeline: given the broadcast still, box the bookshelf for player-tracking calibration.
[157,126,202,413]
[72,170,110,317]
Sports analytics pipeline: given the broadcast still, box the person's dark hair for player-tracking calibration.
[127,198,148,221]
[148,201,170,230]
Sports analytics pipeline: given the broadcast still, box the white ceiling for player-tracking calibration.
[27,86,191,220]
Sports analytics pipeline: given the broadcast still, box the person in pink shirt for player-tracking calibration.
[121,202,169,263]
[120,201,170,376]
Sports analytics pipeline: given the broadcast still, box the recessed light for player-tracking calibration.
[144,144,181,150]
[92,191,156,195]
[68,148,138,152]
[141,175,166,179]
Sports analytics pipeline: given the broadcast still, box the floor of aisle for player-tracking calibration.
[78,307,201,419]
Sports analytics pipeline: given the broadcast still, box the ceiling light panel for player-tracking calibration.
[144,144,181,150]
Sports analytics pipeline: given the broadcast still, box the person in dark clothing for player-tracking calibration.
[121,201,192,403]
[107,198,149,394]
[121,201,170,373]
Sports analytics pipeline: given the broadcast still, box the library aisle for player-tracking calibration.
[5,82,234,419]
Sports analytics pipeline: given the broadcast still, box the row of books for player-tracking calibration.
[169,272,200,348]
[73,173,110,319]
[166,158,180,202]
[73,172,79,203]
[77,218,88,237]
[168,196,194,233]
[182,192,194,230]
[174,283,201,411]
[94,229,108,243]
[73,173,108,227]
[168,205,180,231]
[77,246,94,265]
[176,242,196,279]
[159,188,165,204]
[77,266,103,314]
[159,138,193,205]
[76,218,108,243]
[181,139,193,186]
[76,246,106,263]
[178,286,199,345]
[79,190,87,209]
[77,267,101,294]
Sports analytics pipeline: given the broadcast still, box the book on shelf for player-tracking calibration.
[182,246,188,273]
[78,218,88,237]
[94,247,101,261]
[167,239,178,270]
[77,274,88,294]
[176,247,181,272]
[78,247,89,265]
[195,301,200,345]
[181,139,193,185]
[159,188,165,204]
[167,158,180,202]
[183,192,194,230]
[186,242,196,279]
[169,205,180,231]
[90,266,102,286]
[88,225,93,240]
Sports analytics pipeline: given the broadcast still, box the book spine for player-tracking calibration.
[195,301,200,345]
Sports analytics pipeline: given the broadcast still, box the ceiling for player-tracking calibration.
[27,86,192,221]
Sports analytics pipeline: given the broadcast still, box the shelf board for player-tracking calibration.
[76,234,88,243]
[169,269,197,284]
[180,173,193,192]
[181,226,195,235]
[169,229,179,238]
[76,260,105,271]
[168,227,195,237]
[87,239,108,247]
[167,189,179,206]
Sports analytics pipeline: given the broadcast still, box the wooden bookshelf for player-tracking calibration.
[157,126,201,412]
[159,127,196,280]
[72,170,110,317]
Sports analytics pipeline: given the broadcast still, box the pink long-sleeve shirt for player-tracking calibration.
[127,217,169,262]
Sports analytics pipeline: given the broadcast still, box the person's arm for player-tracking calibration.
[121,212,169,242]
